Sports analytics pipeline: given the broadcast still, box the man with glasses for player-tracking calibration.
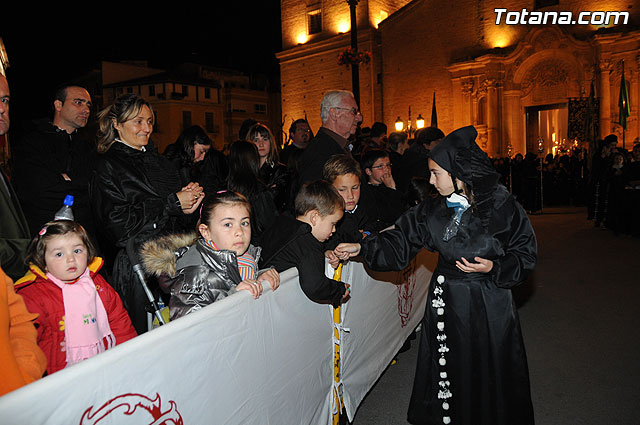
[298,90,362,184]
[360,148,405,231]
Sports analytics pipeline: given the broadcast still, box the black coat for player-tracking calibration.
[324,201,377,251]
[359,182,406,232]
[198,148,229,195]
[90,142,186,249]
[259,161,293,213]
[11,119,97,238]
[258,214,347,307]
[297,127,350,185]
[0,169,31,280]
[395,142,430,194]
[90,142,189,334]
[361,185,536,425]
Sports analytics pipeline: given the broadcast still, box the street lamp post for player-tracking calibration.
[347,0,360,107]
[537,137,544,214]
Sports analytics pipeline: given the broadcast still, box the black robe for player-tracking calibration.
[361,184,536,425]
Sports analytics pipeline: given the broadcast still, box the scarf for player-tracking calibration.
[204,240,257,281]
[46,268,115,368]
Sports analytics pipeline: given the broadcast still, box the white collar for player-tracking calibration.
[116,138,146,152]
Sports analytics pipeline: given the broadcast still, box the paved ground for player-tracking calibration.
[350,206,640,424]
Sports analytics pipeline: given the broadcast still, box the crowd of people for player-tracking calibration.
[0,84,430,393]
[0,72,628,424]
[487,134,640,237]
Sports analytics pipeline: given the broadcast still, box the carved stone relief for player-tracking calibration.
[520,58,569,99]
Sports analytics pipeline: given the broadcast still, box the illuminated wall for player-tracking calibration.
[279,0,639,154]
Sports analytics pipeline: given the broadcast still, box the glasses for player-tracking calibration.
[334,107,360,116]
[371,163,392,170]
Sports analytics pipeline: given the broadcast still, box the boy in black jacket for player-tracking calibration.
[258,181,350,307]
[322,154,376,250]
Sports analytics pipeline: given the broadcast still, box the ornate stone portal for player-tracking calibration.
[447,25,639,157]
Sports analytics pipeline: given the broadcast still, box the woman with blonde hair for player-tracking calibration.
[90,93,204,333]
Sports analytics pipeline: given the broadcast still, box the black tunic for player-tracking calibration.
[361,184,536,425]
[258,214,347,307]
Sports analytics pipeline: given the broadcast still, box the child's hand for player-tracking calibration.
[380,172,396,190]
[335,243,361,259]
[325,250,340,268]
[237,280,263,299]
[341,283,351,302]
[455,256,493,273]
[258,268,280,291]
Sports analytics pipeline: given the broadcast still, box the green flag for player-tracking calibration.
[618,61,630,130]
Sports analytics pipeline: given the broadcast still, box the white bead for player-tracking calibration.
[440,372,447,378]
[437,308,444,315]
[443,416,451,424]
[437,275,445,284]
[439,357,446,366]
[442,402,449,410]
[437,322,444,331]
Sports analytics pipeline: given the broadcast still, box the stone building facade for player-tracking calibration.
[278,0,639,157]
[100,62,281,153]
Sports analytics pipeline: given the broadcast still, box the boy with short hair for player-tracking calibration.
[322,154,376,249]
[259,181,350,307]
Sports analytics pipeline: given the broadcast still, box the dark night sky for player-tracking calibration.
[2,4,282,122]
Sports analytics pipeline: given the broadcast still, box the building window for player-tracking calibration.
[254,103,267,115]
[205,112,214,133]
[307,9,322,34]
[182,85,189,96]
[126,87,133,94]
[148,85,155,97]
[535,0,559,8]
[204,87,211,99]
[182,111,192,128]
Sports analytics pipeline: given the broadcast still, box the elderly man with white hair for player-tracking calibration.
[298,90,362,185]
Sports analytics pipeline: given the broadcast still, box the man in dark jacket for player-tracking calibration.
[11,85,97,239]
[298,90,362,185]
[0,73,31,281]
[280,118,311,167]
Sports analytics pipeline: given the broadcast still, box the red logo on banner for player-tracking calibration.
[396,258,417,327]
[79,393,183,425]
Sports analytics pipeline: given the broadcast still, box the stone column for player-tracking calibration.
[504,90,525,156]
[461,78,474,126]
[599,59,611,139]
[486,78,499,156]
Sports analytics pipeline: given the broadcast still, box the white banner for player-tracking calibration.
[339,250,435,421]
[0,251,436,425]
